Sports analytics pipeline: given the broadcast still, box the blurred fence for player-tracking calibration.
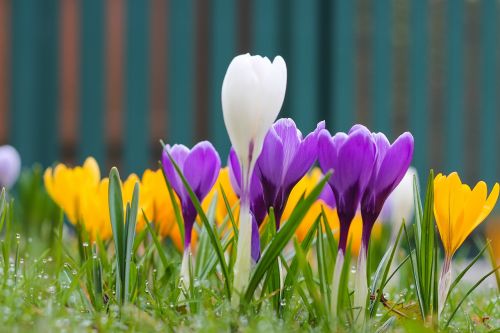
[0,0,498,185]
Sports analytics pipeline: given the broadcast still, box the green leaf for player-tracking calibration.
[143,210,169,268]
[109,167,125,302]
[243,172,331,303]
[124,182,139,303]
[370,221,405,317]
[219,184,238,241]
[159,162,184,242]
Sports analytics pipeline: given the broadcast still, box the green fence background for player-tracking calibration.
[0,0,498,186]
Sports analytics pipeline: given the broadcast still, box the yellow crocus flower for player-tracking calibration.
[44,157,101,225]
[434,172,499,313]
[434,172,499,259]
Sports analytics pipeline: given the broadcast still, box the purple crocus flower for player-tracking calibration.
[162,141,221,250]
[256,118,325,228]
[360,130,414,253]
[318,125,376,254]
[229,118,324,260]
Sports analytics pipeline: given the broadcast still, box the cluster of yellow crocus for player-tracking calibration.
[44,158,179,243]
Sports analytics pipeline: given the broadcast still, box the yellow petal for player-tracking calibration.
[434,173,452,255]
[476,183,499,223]
[83,157,101,183]
[451,181,487,254]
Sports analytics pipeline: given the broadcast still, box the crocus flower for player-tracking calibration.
[45,157,112,241]
[162,141,221,288]
[434,172,499,313]
[318,125,376,253]
[360,130,414,254]
[0,145,21,189]
[318,125,376,316]
[222,53,287,301]
[255,118,324,228]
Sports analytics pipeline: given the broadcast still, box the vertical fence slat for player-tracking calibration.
[445,0,464,175]
[38,0,60,166]
[167,0,194,146]
[10,0,38,166]
[331,0,355,132]
[480,0,497,185]
[80,0,105,165]
[252,0,279,56]
[409,0,428,179]
[124,0,149,173]
[210,0,236,159]
[288,0,319,132]
[373,0,392,136]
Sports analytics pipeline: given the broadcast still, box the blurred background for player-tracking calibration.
[0,0,498,187]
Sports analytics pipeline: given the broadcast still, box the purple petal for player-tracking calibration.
[318,129,346,175]
[256,126,284,193]
[374,133,414,193]
[372,132,390,174]
[228,148,242,196]
[272,118,302,173]
[162,144,190,202]
[335,128,376,195]
[318,183,336,209]
[183,141,221,201]
[251,215,261,262]
[284,121,324,190]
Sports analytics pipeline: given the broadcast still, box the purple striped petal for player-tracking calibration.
[284,121,324,191]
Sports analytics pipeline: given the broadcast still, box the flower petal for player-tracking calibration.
[183,141,221,201]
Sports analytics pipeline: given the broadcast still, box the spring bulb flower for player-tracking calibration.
[162,141,221,289]
[434,172,498,314]
[0,145,21,189]
[222,53,287,303]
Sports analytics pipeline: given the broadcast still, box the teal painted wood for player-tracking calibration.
[10,0,39,166]
[480,0,497,185]
[373,0,392,136]
[124,0,150,174]
[331,0,355,132]
[288,0,319,133]
[252,0,279,56]
[79,0,105,165]
[409,0,428,180]
[37,0,60,166]
[209,0,236,160]
[167,0,194,146]
[445,0,464,175]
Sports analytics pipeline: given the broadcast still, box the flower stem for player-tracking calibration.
[330,250,344,317]
[354,243,368,327]
[438,256,452,316]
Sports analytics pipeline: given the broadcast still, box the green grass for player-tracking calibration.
[0,167,498,332]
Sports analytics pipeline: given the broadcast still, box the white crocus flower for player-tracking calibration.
[221,54,287,306]
[0,145,21,189]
